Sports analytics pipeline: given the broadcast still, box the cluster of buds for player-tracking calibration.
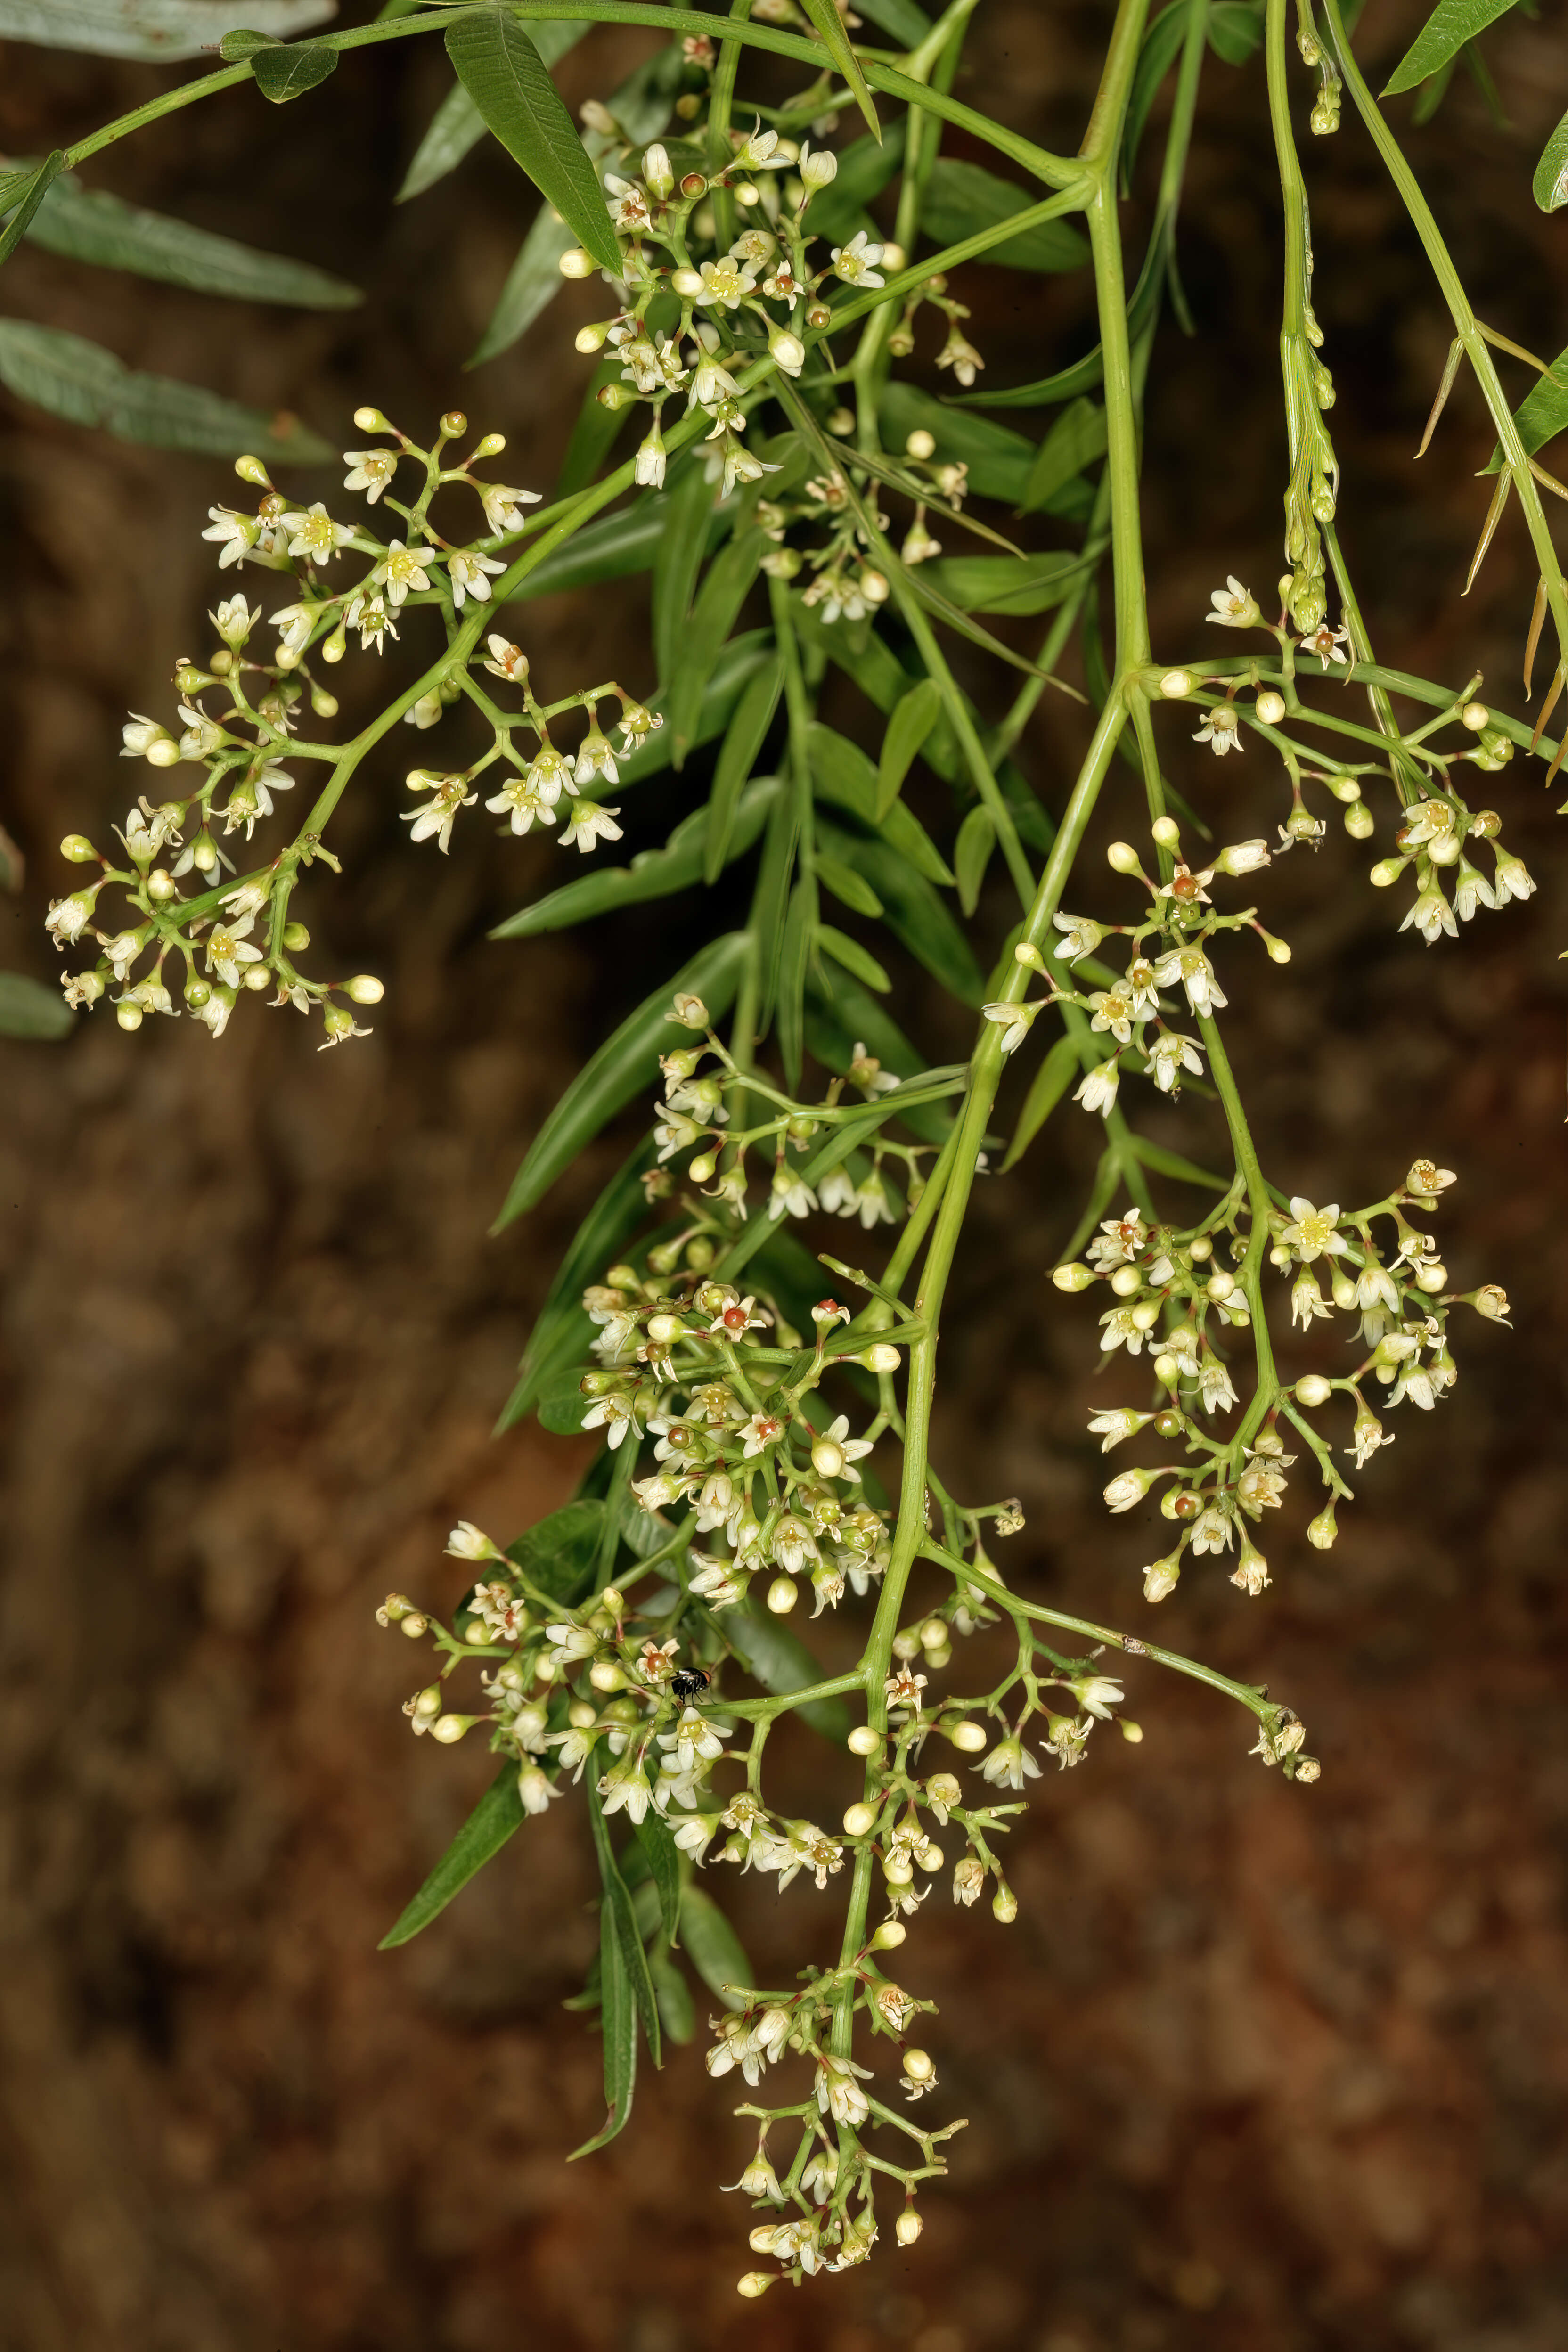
[44,415,661,1041]
[559,112,987,617]
[984,817,1283,1123]
[1053,1160,1509,1617]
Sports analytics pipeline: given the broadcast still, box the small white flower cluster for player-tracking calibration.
[1054,1160,1507,1619]
[984,817,1280,1124]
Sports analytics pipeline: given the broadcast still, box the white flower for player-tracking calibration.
[478,482,542,534]
[1053,912,1104,962]
[597,1756,654,1824]
[581,1392,643,1450]
[635,423,666,488]
[279,501,355,562]
[740,1409,786,1458]
[980,1734,1040,1790]
[401,776,476,853]
[560,800,624,855]
[484,774,558,835]
[1280,1197,1348,1263]
[103,928,147,983]
[482,634,529,684]
[1492,847,1536,904]
[1193,705,1242,756]
[45,891,95,947]
[1152,943,1227,1016]
[831,230,885,288]
[1148,1029,1203,1091]
[573,727,619,788]
[516,1765,558,1816]
[1102,1468,1148,1513]
[201,506,258,567]
[342,447,399,503]
[768,1167,817,1221]
[1300,620,1351,669]
[1073,1676,1124,1720]
[672,1810,721,1861]
[446,1521,498,1561]
[1198,1357,1239,1415]
[1073,1059,1120,1119]
[345,591,396,653]
[982,998,1039,1056]
[203,915,263,990]
[817,2053,873,2128]
[1206,574,1260,627]
[190,984,235,1038]
[695,255,758,310]
[1087,1407,1151,1452]
[448,549,505,607]
[372,539,437,609]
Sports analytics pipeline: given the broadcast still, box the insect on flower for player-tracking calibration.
[670,1666,712,1702]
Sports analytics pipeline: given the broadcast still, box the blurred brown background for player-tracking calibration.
[1,5,1565,2349]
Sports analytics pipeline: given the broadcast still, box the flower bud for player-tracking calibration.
[670,265,704,296]
[60,833,98,864]
[1143,1552,1181,1602]
[1106,840,1143,874]
[904,427,937,461]
[811,1437,846,1478]
[558,247,596,279]
[1370,856,1407,887]
[860,1343,900,1373]
[902,2047,935,2084]
[352,407,391,433]
[947,1719,987,1753]
[736,2273,774,2298]
[1345,801,1375,840]
[1119,1718,1144,1742]
[896,2209,923,2246]
[115,1001,144,1032]
[842,1801,877,1836]
[1414,1259,1447,1294]
[642,141,674,196]
[1307,1505,1338,1549]
[1294,1756,1322,1784]
[1255,690,1286,725]
[1052,1260,1093,1292]
[1295,1373,1332,1407]
[766,1576,798,1615]
[589,1660,627,1691]
[1159,670,1193,699]
[992,1883,1018,1923]
[872,1919,906,1949]
[883,1855,914,1886]
[847,1724,882,1757]
[233,452,274,487]
[767,323,806,377]
[1151,814,1181,850]
[1461,700,1489,732]
[799,144,838,190]
[431,1713,470,1744]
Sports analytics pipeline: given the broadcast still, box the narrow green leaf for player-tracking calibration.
[0,320,331,460]
[814,852,883,920]
[1534,105,1568,212]
[922,158,1089,272]
[954,805,995,917]
[588,1781,661,2066]
[1382,0,1518,96]
[1000,1031,1079,1170]
[751,788,798,1033]
[495,1141,653,1432]
[1207,0,1266,65]
[808,722,955,886]
[621,631,773,790]
[1128,1135,1231,1191]
[2,0,331,61]
[923,550,1082,618]
[468,205,574,367]
[399,80,487,202]
[1020,398,1108,514]
[816,819,982,1005]
[491,932,748,1229]
[445,11,621,273]
[648,1950,695,2044]
[402,30,589,205]
[855,0,931,34]
[506,1499,606,1606]
[879,381,1036,501]
[1125,0,1193,186]
[667,530,765,765]
[503,490,715,607]
[678,1887,753,2010]
[249,40,338,103]
[491,778,779,940]
[777,874,814,1088]
[653,459,718,690]
[714,1601,851,1738]
[0,150,64,275]
[705,658,783,885]
[10,167,359,305]
[798,0,880,139]
[0,972,74,1040]
[1484,343,1568,471]
[815,923,890,992]
[875,677,942,820]
[379,1765,524,1949]
[570,1890,637,2156]
[633,1809,682,1943]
